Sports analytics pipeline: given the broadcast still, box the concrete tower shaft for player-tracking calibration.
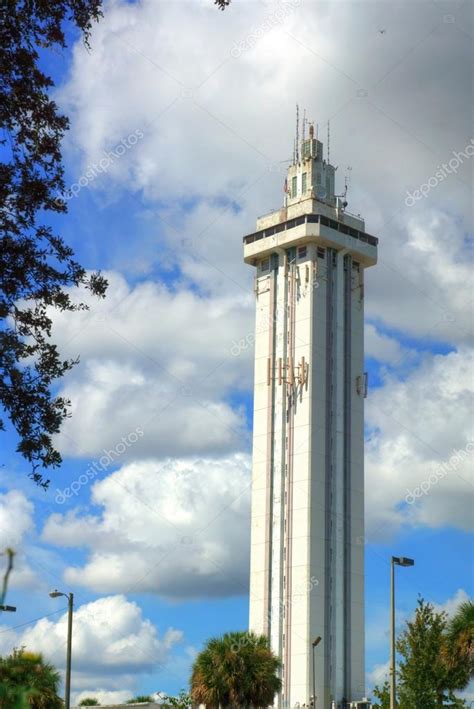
[244,127,377,708]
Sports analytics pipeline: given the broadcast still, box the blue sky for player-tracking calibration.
[1,0,473,704]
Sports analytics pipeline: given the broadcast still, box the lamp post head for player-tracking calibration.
[312,636,322,648]
[49,590,64,598]
[393,556,415,567]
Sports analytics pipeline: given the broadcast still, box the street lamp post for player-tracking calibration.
[49,589,74,709]
[311,636,322,707]
[390,557,414,709]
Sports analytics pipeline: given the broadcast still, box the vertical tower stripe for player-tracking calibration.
[344,254,353,697]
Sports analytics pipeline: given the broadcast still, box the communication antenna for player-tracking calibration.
[336,166,352,210]
[302,108,307,143]
[327,120,330,165]
[308,121,314,157]
[295,104,300,163]
[345,166,352,198]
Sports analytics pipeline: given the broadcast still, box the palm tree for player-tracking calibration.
[443,600,474,691]
[190,631,281,708]
[0,648,62,708]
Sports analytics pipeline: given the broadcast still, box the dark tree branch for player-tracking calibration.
[0,1,107,486]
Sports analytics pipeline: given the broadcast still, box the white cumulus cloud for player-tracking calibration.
[55,0,472,347]
[50,272,253,460]
[365,348,474,539]
[42,454,251,598]
[0,595,182,702]
[0,491,38,590]
[365,323,407,364]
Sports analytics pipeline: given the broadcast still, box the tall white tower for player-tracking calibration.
[245,121,377,708]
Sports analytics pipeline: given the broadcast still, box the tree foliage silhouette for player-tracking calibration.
[0,1,107,486]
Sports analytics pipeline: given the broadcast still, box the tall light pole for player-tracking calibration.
[390,557,414,709]
[311,636,321,707]
[49,589,74,709]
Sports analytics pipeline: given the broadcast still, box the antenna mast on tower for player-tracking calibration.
[295,104,300,163]
[327,120,330,165]
[344,165,352,202]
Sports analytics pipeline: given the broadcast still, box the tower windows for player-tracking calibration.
[260,258,270,272]
[297,246,307,259]
[302,172,307,194]
[317,246,326,259]
[291,175,297,198]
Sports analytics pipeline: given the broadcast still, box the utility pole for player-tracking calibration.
[49,589,74,709]
[390,557,414,709]
[311,636,321,707]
